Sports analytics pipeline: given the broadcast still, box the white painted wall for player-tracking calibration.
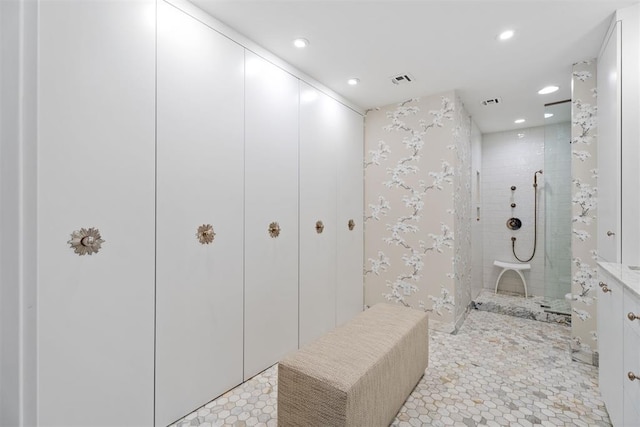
[481,126,545,297]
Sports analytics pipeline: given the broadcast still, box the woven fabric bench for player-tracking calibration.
[277,303,429,427]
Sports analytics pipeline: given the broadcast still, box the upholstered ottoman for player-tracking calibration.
[277,303,429,427]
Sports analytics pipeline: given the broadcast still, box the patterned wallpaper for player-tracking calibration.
[364,91,472,333]
[570,60,598,365]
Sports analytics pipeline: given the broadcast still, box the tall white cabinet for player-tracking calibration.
[244,51,301,379]
[298,82,364,345]
[155,2,245,425]
[597,20,621,263]
[597,4,640,265]
[20,1,364,425]
[37,1,156,426]
[299,83,338,346]
[336,103,365,325]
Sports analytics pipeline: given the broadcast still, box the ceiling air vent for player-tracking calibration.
[482,97,502,106]
[390,73,415,85]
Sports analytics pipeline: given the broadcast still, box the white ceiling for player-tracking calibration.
[190,0,637,133]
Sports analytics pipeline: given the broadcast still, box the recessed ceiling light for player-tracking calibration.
[498,30,515,41]
[293,38,309,48]
[514,118,526,124]
[517,133,525,138]
[544,113,554,119]
[347,78,360,86]
[538,85,559,95]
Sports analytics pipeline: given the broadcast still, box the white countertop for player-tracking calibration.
[599,262,640,298]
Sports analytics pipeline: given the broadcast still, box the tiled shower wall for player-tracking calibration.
[471,121,483,300]
[481,127,545,297]
[544,121,572,300]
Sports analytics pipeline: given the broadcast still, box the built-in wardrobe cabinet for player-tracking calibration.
[299,82,365,346]
[597,4,640,265]
[37,1,157,426]
[31,1,364,426]
[244,50,301,380]
[155,2,245,425]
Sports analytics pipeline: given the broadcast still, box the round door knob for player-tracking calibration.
[629,372,639,381]
[196,224,215,245]
[629,312,640,321]
[601,286,612,293]
[607,231,615,236]
[268,222,281,238]
[68,227,104,256]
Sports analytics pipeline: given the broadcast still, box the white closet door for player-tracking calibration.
[336,105,364,325]
[244,51,299,379]
[37,1,156,426]
[298,83,337,346]
[156,2,244,425]
[597,22,621,263]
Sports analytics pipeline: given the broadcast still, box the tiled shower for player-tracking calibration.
[480,113,572,314]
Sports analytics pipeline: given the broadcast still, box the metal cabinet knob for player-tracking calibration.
[607,231,615,236]
[599,282,607,288]
[196,224,215,245]
[348,219,355,231]
[68,227,104,256]
[315,220,324,234]
[601,285,612,293]
[268,222,281,238]
[629,372,639,381]
[629,312,640,321]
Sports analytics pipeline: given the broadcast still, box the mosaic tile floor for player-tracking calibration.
[170,309,609,427]
[473,290,571,324]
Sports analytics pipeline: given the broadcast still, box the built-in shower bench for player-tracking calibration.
[494,260,531,298]
[277,303,429,427]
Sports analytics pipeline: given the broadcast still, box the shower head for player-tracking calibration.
[533,170,543,187]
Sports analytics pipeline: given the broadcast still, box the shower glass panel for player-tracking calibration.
[543,100,572,313]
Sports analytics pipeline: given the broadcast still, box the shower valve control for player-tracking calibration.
[628,312,640,321]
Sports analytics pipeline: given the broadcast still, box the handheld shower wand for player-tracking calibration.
[533,170,543,188]
[512,170,543,263]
